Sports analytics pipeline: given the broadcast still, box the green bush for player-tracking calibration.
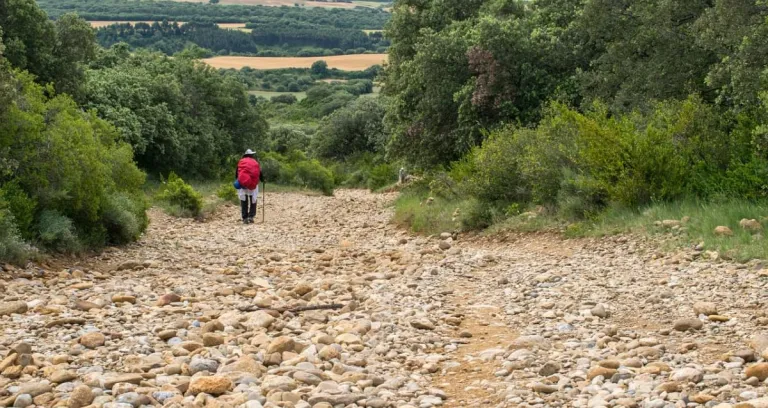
[216,182,239,203]
[157,173,203,217]
[37,210,80,252]
[101,193,148,244]
[0,202,36,264]
[0,182,37,240]
[367,163,397,191]
[294,160,335,196]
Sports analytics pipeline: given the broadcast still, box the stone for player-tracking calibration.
[267,337,295,354]
[187,376,232,395]
[410,317,435,330]
[201,320,224,334]
[693,301,718,316]
[538,362,561,376]
[220,355,265,376]
[714,226,734,236]
[103,374,143,389]
[587,366,617,380]
[598,359,621,369]
[740,219,763,232]
[670,367,703,383]
[318,345,340,360]
[13,394,32,408]
[531,383,558,394]
[18,381,53,397]
[156,293,181,306]
[111,295,136,304]
[68,385,94,408]
[202,333,225,347]
[590,304,607,318]
[79,332,106,349]
[189,357,219,375]
[745,363,768,381]
[0,301,28,316]
[673,318,703,331]
[261,375,297,392]
[49,370,77,383]
[74,300,102,311]
[750,334,768,353]
[293,284,313,296]
[293,371,322,385]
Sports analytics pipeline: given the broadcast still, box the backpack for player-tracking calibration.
[237,157,261,190]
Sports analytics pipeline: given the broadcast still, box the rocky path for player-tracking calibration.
[2,190,768,408]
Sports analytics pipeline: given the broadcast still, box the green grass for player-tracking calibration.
[394,187,768,261]
[248,90,307,101]
[574,200,768,261]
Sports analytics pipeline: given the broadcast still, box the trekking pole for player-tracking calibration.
[261,181,266,223]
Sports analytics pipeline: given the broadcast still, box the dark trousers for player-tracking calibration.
[240,196,257,220]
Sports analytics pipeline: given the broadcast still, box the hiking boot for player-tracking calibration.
[242,219,249,225]
[248,217,255,224]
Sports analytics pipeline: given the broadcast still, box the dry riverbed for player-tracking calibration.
[1,190,768,408]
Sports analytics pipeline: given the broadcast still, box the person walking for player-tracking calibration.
[236,149,264,224]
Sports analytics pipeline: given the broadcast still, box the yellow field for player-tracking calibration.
[88,21,251,30]
[203,54,387,70]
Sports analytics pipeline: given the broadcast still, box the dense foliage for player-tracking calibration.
[95,21,389,57]
[38,0,390,28]
[227,65,381,92]
[82,45,268,178]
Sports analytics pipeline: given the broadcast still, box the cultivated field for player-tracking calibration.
[203,54,387,70]
[88,21,248,30]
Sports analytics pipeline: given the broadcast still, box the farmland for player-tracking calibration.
[248,90,308,100]
[203,54,387,70]
[165,0,386,8]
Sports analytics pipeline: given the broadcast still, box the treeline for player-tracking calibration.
[230,63,381,92]
[37,0,390,28]
[382,0,768,224]
[0,0,267,262]
[95,21,389,57]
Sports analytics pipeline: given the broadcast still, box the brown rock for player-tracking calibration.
[598,359,621,369]
[746,363,768,381]
[67,385,94,408]
[74,300,102,311]
[673,318,703,331]
[156,293,181,306]
[293,284,313,296]
[203,333,225,347]
[587,366,617,380]
[656,381,682,393]
[103,373,143,389]
[49,370,77,383]
[158,330,177,340]
[714,226,734,236]
[693,301,718,316]
[188,376,233,395]
[740,218,763,232]
[45,318,86,328]
[267,337,295,354]
[201,320,224,334]
[0,301,28,316]
[111,295,136,304]
[79,332,106,349]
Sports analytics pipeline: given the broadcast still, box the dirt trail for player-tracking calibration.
[1,190,767,408]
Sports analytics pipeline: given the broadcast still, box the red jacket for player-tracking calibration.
[237,157,261,190]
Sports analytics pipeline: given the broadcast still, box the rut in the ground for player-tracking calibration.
[1,190,768,408]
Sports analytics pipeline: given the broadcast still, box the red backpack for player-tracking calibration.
[237,157,261,190]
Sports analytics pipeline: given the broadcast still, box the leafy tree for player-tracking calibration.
[314,97,387,160]
[311,60,329,76]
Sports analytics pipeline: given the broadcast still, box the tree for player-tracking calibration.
[314,97,387,160]
[209,0,220,4]
[311,60,328,76]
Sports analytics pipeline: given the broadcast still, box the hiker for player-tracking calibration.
[236,149,264,224]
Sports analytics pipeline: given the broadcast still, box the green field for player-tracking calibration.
[248,90,308,100]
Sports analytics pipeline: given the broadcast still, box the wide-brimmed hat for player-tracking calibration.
[244,149,255,155]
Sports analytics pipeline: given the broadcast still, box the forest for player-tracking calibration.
[94,21,389,57]
[36,0,390,27]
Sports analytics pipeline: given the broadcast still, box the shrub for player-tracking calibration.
[216,182,239,203]
[294,160,335,196]
[101,193,148,244]
[367,163,397,191]
[0,202,35,264]
[37,210,80,252]
[271,94,298,105]
[0,181,37,240]
[157,173,203,217]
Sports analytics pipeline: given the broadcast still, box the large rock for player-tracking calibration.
[79,332,106,349]
[746,363,768,381]
[714,226,733,236]
[267,337,295,354]
[673,318,703,331]
[750,334,768,353]
[103,374,143,389]
[740,218,763,232]
[244,311,275,329]
[155,293,181,306]
[220,355,265,376]
[670,368,703,383]
[261,375,297,392]
[189,357,219,375]
[693,302,718,316]
[17,381,52,397]
[410,317,435,330]
[188,376,232,395]
[67,385,94,408]
[0,301,28,316]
